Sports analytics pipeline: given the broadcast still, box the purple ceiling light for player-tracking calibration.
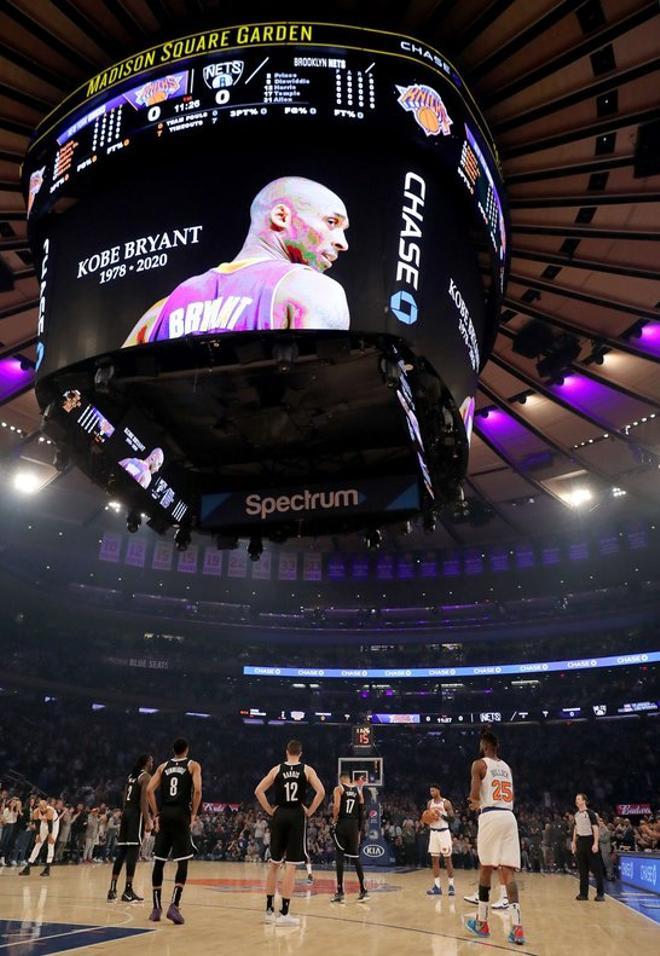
[0,357,34,404]
[548,372,647,428]
[636,321,660,359]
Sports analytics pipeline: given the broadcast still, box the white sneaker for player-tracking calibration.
[492,898,509,910]
[275,913,300,926]
[264,910,276,924]
[463,892,479,904]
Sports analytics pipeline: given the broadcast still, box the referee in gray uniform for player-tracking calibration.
[571,793,604,901]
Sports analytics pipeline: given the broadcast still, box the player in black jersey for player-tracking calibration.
[107,754,153,903]
[255,739,325,926]
[146,738,202,925]
[331,772,369,903]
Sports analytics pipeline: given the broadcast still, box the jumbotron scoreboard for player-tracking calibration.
[24,22,509,543]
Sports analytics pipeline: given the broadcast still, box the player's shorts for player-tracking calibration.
[38,820,60,843]
[477,809,521,869]
[270,806,306,865]
[117,809,143,846]
[333,820,360,858]
[428,826,453,857]
[153,807,195,862]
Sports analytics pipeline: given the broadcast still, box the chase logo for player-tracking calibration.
[390,290,418,325]
[363,844,385,859]
[203,61,244,89]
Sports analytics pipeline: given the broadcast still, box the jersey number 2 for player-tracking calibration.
[284,781,298,802]
[491,780,513,802]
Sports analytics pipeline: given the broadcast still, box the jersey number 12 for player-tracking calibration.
[284,781,298,803]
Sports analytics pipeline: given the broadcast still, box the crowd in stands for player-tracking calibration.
[1,697,657,875]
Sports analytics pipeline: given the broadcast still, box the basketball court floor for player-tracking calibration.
[0,862,657,955]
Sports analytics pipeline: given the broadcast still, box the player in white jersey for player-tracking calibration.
[464,730,525,947]
[424,785,455,896]
[19,799,60,877]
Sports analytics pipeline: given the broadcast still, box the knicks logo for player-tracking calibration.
[396,84,453,137]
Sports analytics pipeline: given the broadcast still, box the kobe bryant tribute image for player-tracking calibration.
[124,176,351,345]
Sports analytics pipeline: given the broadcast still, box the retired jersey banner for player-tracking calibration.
[125,537,147,567]
[303,551,322,582]
[152,540,173,571]
[99,531,122,563]
[251,550,272,580]
[278,552,298,581]
[177,544,198,574]
[227,549,248,578]
[202,546,223,576]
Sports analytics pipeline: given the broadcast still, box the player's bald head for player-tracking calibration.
[247,176,349,272]
[250,176,347,225]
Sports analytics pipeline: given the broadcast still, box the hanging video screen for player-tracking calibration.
[26,23,507,437]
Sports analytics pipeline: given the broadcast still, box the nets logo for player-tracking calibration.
[203,61,244,89]
[396,84,453,137]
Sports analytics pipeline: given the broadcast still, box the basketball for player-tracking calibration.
[416,105,440,134]
[422,808,439,826]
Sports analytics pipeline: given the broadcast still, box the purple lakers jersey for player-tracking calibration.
[141,258,305,343]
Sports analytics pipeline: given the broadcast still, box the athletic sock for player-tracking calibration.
[110,878,117,892]
[510,902,521,926]
[448,877,455,886]
[306,863,312,874]
[280,898,290,916]
[172,885,183,907]
[266,894,274,911]
[434,877,441,888]
[500,885,508,900]
[125,881,132,893]
[477,901,489,922]
[152,888,162,909]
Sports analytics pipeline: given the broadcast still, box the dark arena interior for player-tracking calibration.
[0,1,659,954]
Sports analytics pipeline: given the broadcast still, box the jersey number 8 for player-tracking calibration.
[169,777,179,798]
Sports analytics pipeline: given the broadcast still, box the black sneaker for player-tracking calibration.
[331,891,345,903]
[19,864,31,876]
[40,865,50,877]
[107,889,117,901]
[575,894,588,901]
[357,890,370,902]
[594,894,605,902]
[121,888,144,903]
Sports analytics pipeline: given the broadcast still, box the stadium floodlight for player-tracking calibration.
[13,470,43,494]
[565,487,593,508]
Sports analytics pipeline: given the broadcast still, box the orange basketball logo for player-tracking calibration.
[396,84,453,137]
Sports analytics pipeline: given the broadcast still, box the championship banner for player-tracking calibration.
[376,554,394,580]
[202,546,223,576]
[327,554,346,580]
[99,531,122,563]
[227,549,248,578]
[351,554,369,580]
[177,544,198,574]
[302,551,322,582]
[278,552,298,581]
[152,540,173,571]
[125,537,147,567]
[251,550,272,580]
[420,552,438,577]
[397,553,414,579]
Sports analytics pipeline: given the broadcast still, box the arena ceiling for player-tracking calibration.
[0,0,658,550]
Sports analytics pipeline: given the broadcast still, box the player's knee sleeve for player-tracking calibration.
[478,884,490,902]
[152,859,165,887]
[175,860,188,885]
